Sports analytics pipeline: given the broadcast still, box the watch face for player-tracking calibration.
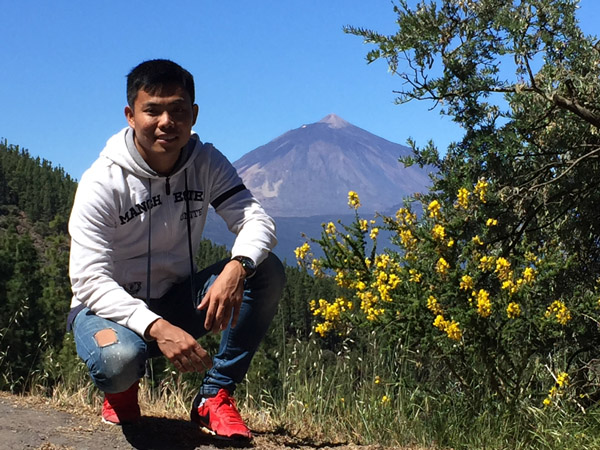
[234,256,256,276]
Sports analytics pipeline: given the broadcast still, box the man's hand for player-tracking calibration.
[146,318,212,373]
[198,260,245,333]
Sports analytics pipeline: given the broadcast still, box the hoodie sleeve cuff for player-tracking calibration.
[127,307,162,341]
[231,244,267,267]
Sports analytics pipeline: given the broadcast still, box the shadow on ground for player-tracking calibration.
[121,416,253,449]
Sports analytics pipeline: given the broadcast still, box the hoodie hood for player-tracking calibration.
[99,127,200,179]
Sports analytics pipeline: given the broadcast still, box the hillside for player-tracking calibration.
[233,114,433,217]
[204,114,433,261]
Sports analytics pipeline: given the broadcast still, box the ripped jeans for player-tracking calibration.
[72,253,285,396]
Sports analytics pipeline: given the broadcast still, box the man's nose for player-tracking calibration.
[158,111,174,127]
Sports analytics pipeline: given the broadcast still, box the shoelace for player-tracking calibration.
[212,392,245,425]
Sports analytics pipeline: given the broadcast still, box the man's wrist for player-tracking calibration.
[145,318,166,341]
[231,255,256,278]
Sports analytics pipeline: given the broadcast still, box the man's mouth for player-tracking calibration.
[156,135,177,143]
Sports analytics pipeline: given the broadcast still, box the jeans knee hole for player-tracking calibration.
[94,328,118,348]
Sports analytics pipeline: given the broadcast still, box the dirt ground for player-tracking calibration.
[0,392,394,450]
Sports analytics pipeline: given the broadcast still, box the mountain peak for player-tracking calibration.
[318,114,350,129]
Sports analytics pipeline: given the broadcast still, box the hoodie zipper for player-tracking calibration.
[165,177,171,195]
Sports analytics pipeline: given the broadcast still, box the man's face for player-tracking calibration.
[125,85,198,173]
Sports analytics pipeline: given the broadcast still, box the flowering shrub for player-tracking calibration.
[296,188,600,408]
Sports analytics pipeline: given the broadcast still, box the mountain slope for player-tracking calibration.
[233,114,434,217]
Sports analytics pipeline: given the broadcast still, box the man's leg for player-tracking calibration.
[72,308,148,393]
[150,252,285,393]
[72,308,147,425]
[199,252,285,396]
[152,252,285,440]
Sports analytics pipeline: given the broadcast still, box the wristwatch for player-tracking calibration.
[231,255,257,278]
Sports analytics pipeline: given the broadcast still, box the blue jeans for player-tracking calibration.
[72,253,285,396]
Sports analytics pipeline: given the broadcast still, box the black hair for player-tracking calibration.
[126,59,195,108]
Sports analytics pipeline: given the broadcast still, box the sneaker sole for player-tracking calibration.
[101,416,141,426]
[198,425,252,442]
[101,417,120,426]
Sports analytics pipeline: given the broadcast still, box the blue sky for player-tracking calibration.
[1,1,598,180]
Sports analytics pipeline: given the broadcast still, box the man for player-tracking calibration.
[68,59,285,442]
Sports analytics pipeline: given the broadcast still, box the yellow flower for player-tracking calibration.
[445,320,463,341]
[375,254,391,269]
[543,397,552,407]
[475,289,492,318]
[456,187,471,210]
[460,274,474,291]
[388,273,400,289]
[495,257,512,281]
[325,222,337,234]
[502,280,518,296]
[428,199,441,218]
[522,267,537,283]
[556,372,569,388]
[432,314,462,341]
[381,395,391,405]
[432,224,446,241]
[409,269,422,283]
[348,191,361,209]
[399,229,417,250]
[436,257,450,276]
[545,300,572,325]
[374,375,381,385]
[427,295,444,315]
[294,242,310,261]
[315,322,333,337]
[479,255,495,272]
[335,271,349,288]
[370,227,379,240]
[525,251,540,264]
[472,235,484,246]
[396,207,417,225]
[474,179,488,203]
[433,314,447,330]
[311,258,324,277]
[486,218,498,227]
[506,302,521,318]
[447,238,455,248]
[359,219,368,232]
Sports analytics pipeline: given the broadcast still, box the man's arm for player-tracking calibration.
[69,174,161,338]
[197,258,247,333]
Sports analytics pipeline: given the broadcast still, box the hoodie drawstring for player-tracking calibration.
[146,179,152,304]
[184,169,196,303]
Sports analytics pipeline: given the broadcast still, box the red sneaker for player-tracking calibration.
[190,389,252,441]
[102,381,141,425]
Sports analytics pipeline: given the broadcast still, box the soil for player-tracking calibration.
[0,392,393,450]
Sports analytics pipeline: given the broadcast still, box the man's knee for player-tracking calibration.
[87,328,146,393]
[94,328,118,347]
[257,253,286,290]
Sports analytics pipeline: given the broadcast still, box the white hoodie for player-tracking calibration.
[68,127,277,337]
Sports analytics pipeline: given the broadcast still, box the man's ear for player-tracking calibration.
[192,104,199,126]
[124,106,135,128]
